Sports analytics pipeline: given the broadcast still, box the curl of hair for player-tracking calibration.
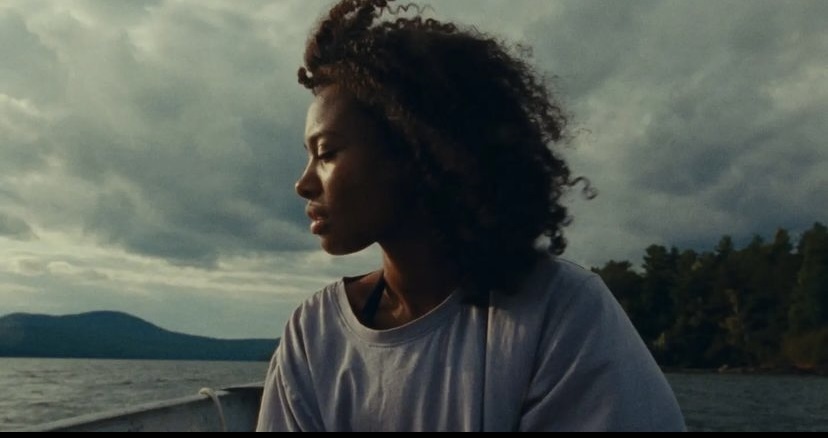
[299,0,594,298]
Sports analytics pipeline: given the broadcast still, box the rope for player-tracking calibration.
[199,387,227,432]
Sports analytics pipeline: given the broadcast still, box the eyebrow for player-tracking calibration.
[303,130,340,151]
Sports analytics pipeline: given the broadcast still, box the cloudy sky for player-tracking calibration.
[1,0,825,339]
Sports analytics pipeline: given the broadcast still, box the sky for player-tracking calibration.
[1,0,826,339]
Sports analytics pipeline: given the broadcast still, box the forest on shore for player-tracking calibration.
[592,222,827,373]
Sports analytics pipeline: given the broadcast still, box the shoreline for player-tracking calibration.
[662,365,828,377]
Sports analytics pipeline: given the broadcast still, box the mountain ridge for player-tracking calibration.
[0,311,278,361]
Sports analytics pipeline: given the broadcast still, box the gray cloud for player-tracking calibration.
[0,10,63,105]
[2,0,321,266]
[0,212,36,241]
[0,187,23,204]
[521,0,828,260]
[0,0,825,339]
[0,0,825,317]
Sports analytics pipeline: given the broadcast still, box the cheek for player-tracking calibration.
[323,156,408,224]
[338,174,400,221]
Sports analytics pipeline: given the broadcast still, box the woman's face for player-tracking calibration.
[296,86,405,255]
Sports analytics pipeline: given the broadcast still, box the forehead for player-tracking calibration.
[304,86,366,142]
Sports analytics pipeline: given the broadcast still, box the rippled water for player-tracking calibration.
[0,358,269,431]
[1,358,826,431]
[666,373,828,432]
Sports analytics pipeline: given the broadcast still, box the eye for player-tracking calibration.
[317,150,337,162]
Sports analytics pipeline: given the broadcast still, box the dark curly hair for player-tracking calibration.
[299,0,593,297]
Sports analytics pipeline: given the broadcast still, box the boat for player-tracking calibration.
[18,382,264,432]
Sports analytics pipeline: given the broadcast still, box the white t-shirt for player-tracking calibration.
[256,257,686,431]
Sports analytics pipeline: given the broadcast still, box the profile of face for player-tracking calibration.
[296,86,406,255]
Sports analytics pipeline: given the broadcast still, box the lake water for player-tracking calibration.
[0,358,270,431]
[1,358,826,431]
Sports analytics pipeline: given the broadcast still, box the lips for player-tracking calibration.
[306,205,329,234]
[306,204,328,221]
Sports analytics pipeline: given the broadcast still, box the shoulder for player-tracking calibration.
[278,280,344,355]
[520,256,633,341]
[495,255,606,318]
[260,284,341,432]
[274,280,343,387]
[542,257,602,296]
[521,256,603,297]
[531,258,673,388]
[508,258,685,431]
[285,280,342,334]
[487,256,616,363]
[545,257,615,318]
[490,255,640,363]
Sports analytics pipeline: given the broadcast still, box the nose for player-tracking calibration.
[295,162,321,200]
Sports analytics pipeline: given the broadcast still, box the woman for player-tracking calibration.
[257,0,685,431]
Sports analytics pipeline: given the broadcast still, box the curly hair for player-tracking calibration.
[299,0,593,297]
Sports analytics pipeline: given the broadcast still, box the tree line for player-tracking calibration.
[592,222,828,372]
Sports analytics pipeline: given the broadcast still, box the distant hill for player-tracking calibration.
[0,311,279,362]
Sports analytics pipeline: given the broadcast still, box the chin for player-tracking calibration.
[320,236,373,256]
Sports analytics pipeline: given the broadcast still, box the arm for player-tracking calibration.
[256,314,325,432]
[519,275,686,432]
[256,352,303,431]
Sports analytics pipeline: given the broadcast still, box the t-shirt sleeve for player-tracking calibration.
[256,313,325,432]
[518,275,686,432]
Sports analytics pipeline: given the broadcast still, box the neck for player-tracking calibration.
[378,234,459,321]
